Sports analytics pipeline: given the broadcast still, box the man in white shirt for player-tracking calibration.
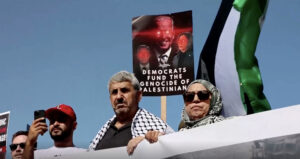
[23,104,85,159]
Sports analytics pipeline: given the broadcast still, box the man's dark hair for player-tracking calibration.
[12,130,37,150]
[11,130,28,142]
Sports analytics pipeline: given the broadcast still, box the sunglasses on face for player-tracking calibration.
[49,116,68,125]
[10,142,26,151]
[183,90,210,102]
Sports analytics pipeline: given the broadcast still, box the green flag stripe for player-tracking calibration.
[233,0,271,113]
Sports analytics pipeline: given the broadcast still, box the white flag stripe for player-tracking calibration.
[215,7,246,116]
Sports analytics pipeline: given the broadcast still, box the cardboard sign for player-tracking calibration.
[0,111,10,155]
[132,10,194,96]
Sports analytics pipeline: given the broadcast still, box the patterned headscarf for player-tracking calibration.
[180,79,224,131]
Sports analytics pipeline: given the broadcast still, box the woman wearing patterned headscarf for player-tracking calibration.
[145,79,225,143]
[179,79,224,131]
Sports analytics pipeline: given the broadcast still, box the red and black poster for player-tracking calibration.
[0,111,10,158]
[132,10,194,96]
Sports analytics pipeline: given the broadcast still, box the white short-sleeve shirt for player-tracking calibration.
[34,146,86,159]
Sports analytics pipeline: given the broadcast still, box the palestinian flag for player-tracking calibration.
[197,0,271,117]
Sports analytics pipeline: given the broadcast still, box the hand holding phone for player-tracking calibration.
[34,110,46,123]
[26,110,47,148]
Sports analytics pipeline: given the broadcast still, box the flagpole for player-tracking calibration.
[161,96,166,122]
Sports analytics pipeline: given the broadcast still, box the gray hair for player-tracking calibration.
[108,71,141,91]
[154,15,174,30]
[185,79,223,116]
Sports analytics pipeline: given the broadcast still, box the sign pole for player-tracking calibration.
[161,96,167,122]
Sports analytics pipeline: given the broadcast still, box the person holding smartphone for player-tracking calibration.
[23,104,85,159]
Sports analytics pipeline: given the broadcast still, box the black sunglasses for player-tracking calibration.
[183,90,210,102]
[10,142,26,151]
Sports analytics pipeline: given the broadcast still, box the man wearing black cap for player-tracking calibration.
[23,104,85,159]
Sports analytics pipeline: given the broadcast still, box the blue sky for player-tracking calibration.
[1,0,299,153]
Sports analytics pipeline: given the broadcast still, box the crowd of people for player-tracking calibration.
[8,70,225,159]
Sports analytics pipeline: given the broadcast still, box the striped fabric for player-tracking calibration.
[89,108,167,150]
[197,0,271,117]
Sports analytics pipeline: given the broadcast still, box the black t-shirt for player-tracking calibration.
[95,120,132,150]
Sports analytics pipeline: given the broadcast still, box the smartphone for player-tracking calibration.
[34,110,46,123]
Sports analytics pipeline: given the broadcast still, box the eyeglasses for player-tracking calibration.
[9,142,26,151]
[183,90,210,102]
